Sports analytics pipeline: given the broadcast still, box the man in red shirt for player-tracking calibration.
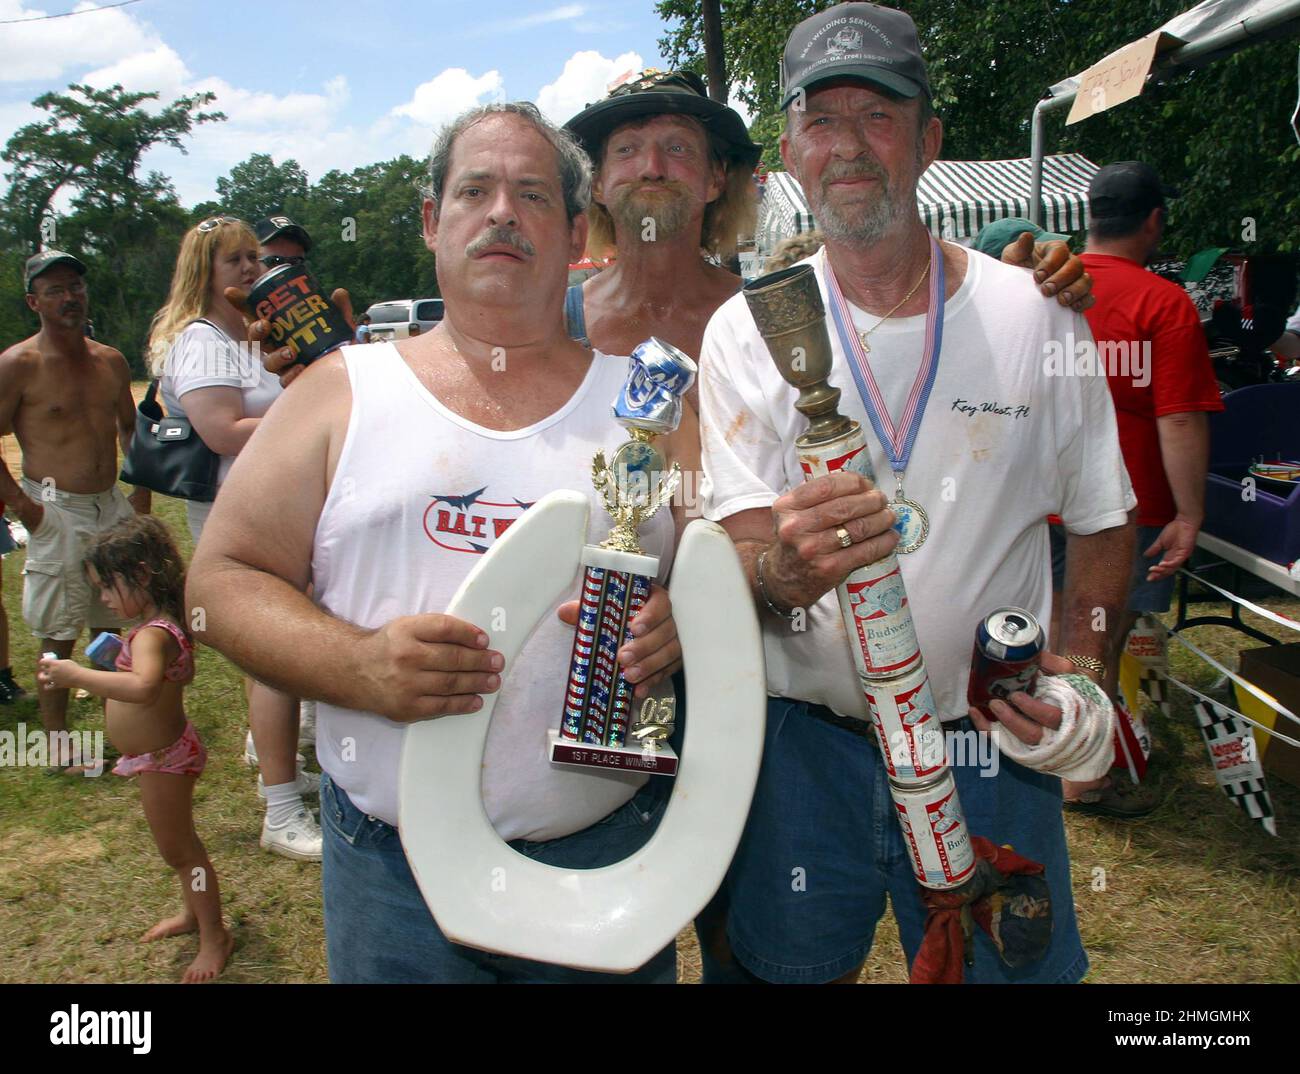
[1053,161,1223,814]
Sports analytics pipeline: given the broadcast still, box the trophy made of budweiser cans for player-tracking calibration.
[742,266,976,890]
[546,339,696,777]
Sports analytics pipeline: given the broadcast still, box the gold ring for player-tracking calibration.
[836,526,853,549]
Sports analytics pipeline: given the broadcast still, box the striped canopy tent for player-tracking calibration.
[756,153,1099,256]
[756,170,815,258]
[919,154,1098,239]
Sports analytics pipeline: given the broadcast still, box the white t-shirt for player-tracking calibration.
[160,319,283,486]
[699,247,1136,722]
[312,343,676,841]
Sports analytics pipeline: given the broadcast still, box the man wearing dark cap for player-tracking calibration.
[699,3,1136,983]
[1053,162,1222,815]
[256,214,313,265]
[563,69,762,373]
[0,252,148,764]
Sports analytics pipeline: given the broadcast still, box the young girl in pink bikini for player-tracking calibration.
[38,516,232,983]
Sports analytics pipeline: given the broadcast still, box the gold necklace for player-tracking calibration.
[857,260,930,353]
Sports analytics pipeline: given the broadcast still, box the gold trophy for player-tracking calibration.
[548,338,696,775]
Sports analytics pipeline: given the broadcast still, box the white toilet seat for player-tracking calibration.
[398,490,765,973]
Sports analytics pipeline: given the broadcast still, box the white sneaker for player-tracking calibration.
[10,521,28,547]
[260,808,323,862]
[299,700,317,750]
[257,767,320,799]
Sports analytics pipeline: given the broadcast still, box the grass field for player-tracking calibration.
[0,490,1297,984]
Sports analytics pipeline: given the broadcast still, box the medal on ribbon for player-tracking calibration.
[824,238,945,554]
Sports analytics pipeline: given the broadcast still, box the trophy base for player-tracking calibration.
[547,729,678,776]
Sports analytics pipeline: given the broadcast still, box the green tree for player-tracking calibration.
[300,155,436,313]
[1,83,225,372]
[657,0,1300,256]
[214,153,309,224]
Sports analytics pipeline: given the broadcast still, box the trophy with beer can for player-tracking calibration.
[742,265,977,891]
[546,338,696,777]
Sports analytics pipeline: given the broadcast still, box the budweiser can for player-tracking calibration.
[967,606,1045,720]
[892,770,976,889]
[248,262,353,367]
[864,662,946,783]
[841,555,921,678]
[796,423,878,483]
[798,429,920,678]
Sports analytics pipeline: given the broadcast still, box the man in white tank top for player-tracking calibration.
[189,103,687,983]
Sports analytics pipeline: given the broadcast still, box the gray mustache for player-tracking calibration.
[466,228,535,258]
[823,162,887,184]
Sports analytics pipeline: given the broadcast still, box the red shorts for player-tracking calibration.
[112,720,207,778]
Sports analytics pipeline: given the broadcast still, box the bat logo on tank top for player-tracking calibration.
[422,487,535,554]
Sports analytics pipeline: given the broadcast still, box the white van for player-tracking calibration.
[364,298,444,341]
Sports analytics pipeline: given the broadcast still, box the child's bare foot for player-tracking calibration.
[142,913,197,942]
[182,926,234,983]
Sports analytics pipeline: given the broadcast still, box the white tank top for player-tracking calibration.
[313,342,676,841]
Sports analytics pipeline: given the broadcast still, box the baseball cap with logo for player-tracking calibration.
[24,250,87,291]
[255,215,314,253]
[780,2,931,110]
[1088,162,1178,219]
[565,68,761,167]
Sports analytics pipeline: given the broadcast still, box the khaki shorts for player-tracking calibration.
[21,478,135,641]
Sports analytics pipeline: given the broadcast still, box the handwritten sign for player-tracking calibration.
[1066,31,1182,126]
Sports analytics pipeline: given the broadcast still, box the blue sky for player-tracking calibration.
[0,0,746,207]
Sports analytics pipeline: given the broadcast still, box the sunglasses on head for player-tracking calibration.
[259,254,305,268]
[196,214,240,233]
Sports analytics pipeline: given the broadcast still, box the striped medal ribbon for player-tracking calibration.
[824,237,946,554]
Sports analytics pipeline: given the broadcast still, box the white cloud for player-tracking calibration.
[83,44,190,101]
[0,0,161,82]
[535,50,643,125]
[391,68,504,130]
[0,12,669,209]
[472,4,585,35]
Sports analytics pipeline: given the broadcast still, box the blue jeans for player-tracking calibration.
[723,698,1089,984]
[320,773,676,983]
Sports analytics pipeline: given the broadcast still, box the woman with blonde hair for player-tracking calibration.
[151,214,322,862]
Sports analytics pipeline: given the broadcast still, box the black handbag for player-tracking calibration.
[120,378,220,502]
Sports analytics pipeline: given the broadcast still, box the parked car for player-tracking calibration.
[364,298,443,341]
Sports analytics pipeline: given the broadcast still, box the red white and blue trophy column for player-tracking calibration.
[742,265,976,891]
[548,338,696,777]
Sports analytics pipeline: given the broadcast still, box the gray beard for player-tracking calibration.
[812,181,908,247]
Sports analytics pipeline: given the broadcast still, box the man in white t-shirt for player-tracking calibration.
[188,103,686,983]
[698,3,1136,984]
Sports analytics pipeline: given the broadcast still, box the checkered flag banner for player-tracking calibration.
[1193,698,1277,837]
[1139,667,1169,710]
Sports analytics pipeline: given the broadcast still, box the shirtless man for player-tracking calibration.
[0,251,149,755]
